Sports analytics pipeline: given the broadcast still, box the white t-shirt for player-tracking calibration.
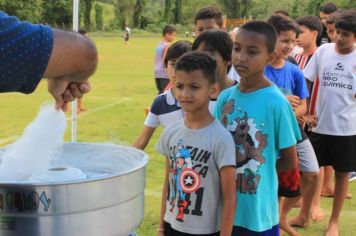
[303,43,356,136]
[144,89,183,128]
[228,66,240,83]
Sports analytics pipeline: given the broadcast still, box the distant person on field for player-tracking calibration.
[133,41,192,150]
[123,24,131,45]
[303,9,356,236]
[0,11,97,111]
[318,2,338,45]
[215,21,299,236]
[157,51,236,236]
[154,25,176,94]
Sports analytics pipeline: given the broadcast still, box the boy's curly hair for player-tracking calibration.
[175,51,216,84]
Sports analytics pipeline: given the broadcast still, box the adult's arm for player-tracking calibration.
[45,29,98,110]
[44,29,97,81]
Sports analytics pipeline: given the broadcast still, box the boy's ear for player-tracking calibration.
[267,52,275,64]
[209,82,220,99]
[312,30,318,39]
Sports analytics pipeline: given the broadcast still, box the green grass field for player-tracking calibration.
[0,36,355,235]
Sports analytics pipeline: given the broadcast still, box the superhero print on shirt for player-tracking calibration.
[221,99,268,194]
[168,140,201,222]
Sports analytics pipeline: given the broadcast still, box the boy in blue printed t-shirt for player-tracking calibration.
[214,21,300,235]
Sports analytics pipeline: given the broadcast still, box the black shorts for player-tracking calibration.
[309,132,356,172]
[163,221,219,236]
[155,78,170,94]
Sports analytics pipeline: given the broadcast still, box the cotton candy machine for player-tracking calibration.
[0,142,148,236]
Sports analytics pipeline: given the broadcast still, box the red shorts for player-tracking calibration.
[278,161,301,198]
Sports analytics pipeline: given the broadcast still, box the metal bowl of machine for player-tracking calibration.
[0,142,148,236]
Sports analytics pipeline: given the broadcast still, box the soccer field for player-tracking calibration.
[0,36,355,235]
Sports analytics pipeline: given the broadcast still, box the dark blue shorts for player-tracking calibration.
[232,224,279,236]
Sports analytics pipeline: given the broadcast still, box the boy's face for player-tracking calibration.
[195,19,220,37]
[196,44,229,83]
[319,11,329,26]
[174,70,217,113]
[296,25,317,48]
[232,30,273,78]
[274,30,296,59]
[335,28,356,54]
[326,23,336,42]
[165,60,176,82]
[166,32,177,42]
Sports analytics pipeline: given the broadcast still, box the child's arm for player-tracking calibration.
[132,126,156,150]
[276,145,298,171]
[158,158,170,236]
[293,98,307,118]
[219,165,236,236]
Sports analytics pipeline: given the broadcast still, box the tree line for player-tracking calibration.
[0,0,355,31]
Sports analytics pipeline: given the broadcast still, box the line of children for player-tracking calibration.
[143,4,355,236]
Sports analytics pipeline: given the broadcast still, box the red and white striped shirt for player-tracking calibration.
[295,50,318,114]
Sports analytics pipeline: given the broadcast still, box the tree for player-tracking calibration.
[173,0,182,24]
[83,0,93,31]
[219,0,241,18]
[113,0,135,29]
[95,3,103,30]
[42,0,72,27]
[162,0,172,22]
[241,0,251,17]
[133,0,145,28]
[0,0,43,23]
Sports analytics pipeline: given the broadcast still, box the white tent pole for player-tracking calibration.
[71,0,79,143]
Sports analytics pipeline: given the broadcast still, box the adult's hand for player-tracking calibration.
[48,78,90,111]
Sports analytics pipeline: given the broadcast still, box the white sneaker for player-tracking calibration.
[349,172,356,182]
